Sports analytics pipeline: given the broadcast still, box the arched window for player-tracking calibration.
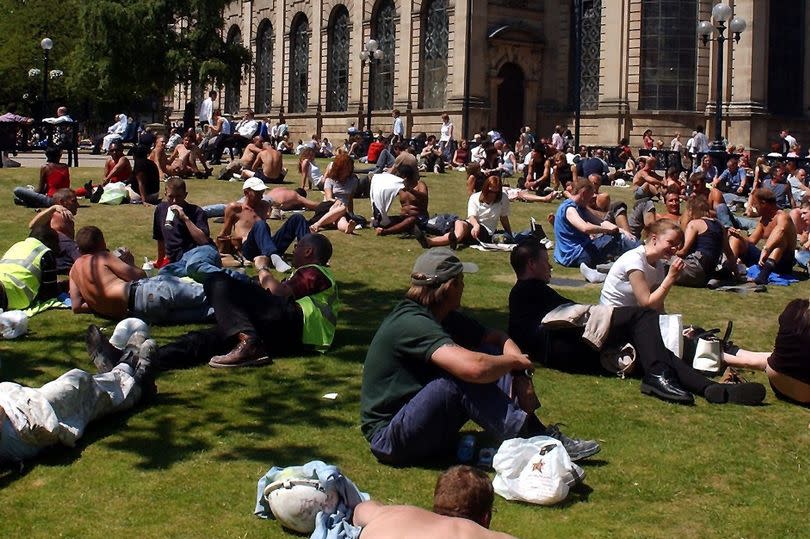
[371,0,395,110]
[224,25,242,115]
[639,0,697,111]
[289,14,310,113]
[327,7,350,112]
[421,0,449,109]
[255,20,273,114]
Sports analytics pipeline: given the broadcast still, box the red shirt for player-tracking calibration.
[367,141,385,164]
[43,165,70,196]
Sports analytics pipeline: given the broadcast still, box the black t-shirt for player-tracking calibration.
[508,279,571,361]
[129,158,160,196]
[152,201,211,262]
[56,232,80,274]
[769,299,810,385]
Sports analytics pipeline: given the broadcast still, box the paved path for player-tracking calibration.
[3,151,107,168]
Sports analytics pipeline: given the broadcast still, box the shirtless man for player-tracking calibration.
[218,135,263,180]
[167,132,211,178]
[149,135,169,180]
[585,173,634,237]
[241,142,286,183]
[657,188,682,222]
[218,178,309,271]
[729,188,798,284]
[353,466,514,539]
[374,164,429,236]
[69,226,212,324]
[29,188,80,273]
[632,156,665,199]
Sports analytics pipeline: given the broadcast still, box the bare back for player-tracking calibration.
[69,252,144,319]
[258,148,283,179]
[353,503,515,539]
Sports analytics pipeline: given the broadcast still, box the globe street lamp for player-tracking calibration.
[359,39,385,133]
[697,3,746,152]
[40,37,53,120]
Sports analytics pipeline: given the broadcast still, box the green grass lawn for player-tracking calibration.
[1,159,809,538]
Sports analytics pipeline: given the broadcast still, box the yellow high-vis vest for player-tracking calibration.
[0,237,50,310]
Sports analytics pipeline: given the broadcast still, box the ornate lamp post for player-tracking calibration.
[40,37,53,120]
[697,3,746,152]
[359,39,385,132]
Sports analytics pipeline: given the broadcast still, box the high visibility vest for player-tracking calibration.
[294,265,338,352]
[0,238,50,310]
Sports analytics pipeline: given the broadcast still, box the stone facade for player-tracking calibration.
[168,0,809,152]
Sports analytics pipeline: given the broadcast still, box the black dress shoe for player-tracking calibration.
[640,371,695,404]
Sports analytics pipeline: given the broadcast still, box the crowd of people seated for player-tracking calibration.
[4,100,810,537]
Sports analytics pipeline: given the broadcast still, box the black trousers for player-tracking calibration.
[204,273,303,354]
[543,306,713,396]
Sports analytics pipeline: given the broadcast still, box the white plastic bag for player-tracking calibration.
[0,310,29,339]
[659,313,683,359]
[492,436,584,506]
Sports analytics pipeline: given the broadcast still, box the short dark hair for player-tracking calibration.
[45,145,61,163]
[76,226,106,254]
[510,236,547,275]
[299,233,333,265]
[30,224,58,252]
[209,90,217,98]
[52,188,76,206]
[433,465,494,527]
[666,166,680,179]
[166,177,186,192]
[753,188,777,205]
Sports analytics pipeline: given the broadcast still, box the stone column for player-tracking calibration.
[596,0,631,143]
[725,0,769,150]
[242,2,253,114]
[274,0,286,116]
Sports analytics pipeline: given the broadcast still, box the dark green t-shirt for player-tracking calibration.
[360,299,455,441]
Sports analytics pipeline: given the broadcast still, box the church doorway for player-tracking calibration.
[496,63,525,144]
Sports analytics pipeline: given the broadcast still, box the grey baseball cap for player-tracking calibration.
[410,248,479,287]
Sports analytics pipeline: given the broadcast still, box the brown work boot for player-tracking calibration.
[208,333,271,368]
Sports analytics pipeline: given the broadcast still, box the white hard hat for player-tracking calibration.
[109,318,150,349]
[264,478,335,533]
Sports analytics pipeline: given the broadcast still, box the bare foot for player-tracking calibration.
[547,213,555,225]
[309,224,320,234]
[375,227,385,236]
[345,219,357,235]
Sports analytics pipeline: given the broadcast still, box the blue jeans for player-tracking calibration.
[130,275,214,324]
[13,187,52,208]
[368,374,527,465]
[203,204,226,218]
[242,213,309,259]
[714,203,759,230]
[797,250,810,270]
[722,192,748,206]
[159,244,248,283]
[576,233,640,267]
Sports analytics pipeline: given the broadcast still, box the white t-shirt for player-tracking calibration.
[440,122,453,142]
[599,245,665,308]
[467,192,510,235]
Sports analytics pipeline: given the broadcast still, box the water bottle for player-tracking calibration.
[142,257,155,277]
[164,208,176,228]
[457,434,476,464]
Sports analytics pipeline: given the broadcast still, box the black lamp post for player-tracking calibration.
[697,3,746,152]
[359,39,385,132]
[573,0,582,150]
[41,38,53,120]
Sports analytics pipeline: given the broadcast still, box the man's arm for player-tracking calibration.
[106,252,147,281]
[565,205,617,235]
[253,255,293,297]
[430,343,531,384]
[172,205,210,245]
[29,205,69,229]
[68,273,93,314]
[761,213,789,255]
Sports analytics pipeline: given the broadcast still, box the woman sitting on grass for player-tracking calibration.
[308,153,357,235]
[13,146,77,208]
[598,219,685,310]
[299,147,324,191]
[674,197,737,287]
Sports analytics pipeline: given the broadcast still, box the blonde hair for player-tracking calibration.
[644,218,683,243]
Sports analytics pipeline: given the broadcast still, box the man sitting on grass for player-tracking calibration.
[353,465,514,538]
[728,188,797,284]
[360,248,600,466]
[69,226,213,324]
[28,188,80,273]
[507,237,765,406]
[374,163,429,237]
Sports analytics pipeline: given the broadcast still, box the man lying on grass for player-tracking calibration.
[360,247,600,465]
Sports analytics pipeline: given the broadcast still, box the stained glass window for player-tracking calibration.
[421,0,449,109]
[327,7,350,112]
[224,25,242,115]
[639,0,697,111]
[580,0,601,111]
[255,21,273,114]
[371,0,395,110]
[289,15,310,113]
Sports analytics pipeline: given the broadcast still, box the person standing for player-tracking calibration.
[392,109,405,142]
[199,90,217,127]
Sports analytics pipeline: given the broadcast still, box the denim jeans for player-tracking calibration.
[242,213,310,259]
[576,233,640,267]
[159,244,248,283]
[797,249,810,271]
[722,192,748,207]
[203,204,226,218]
[13,187,52,208]
[130,275,214,324]
[368,374,527,465]
[714,203,759,230]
